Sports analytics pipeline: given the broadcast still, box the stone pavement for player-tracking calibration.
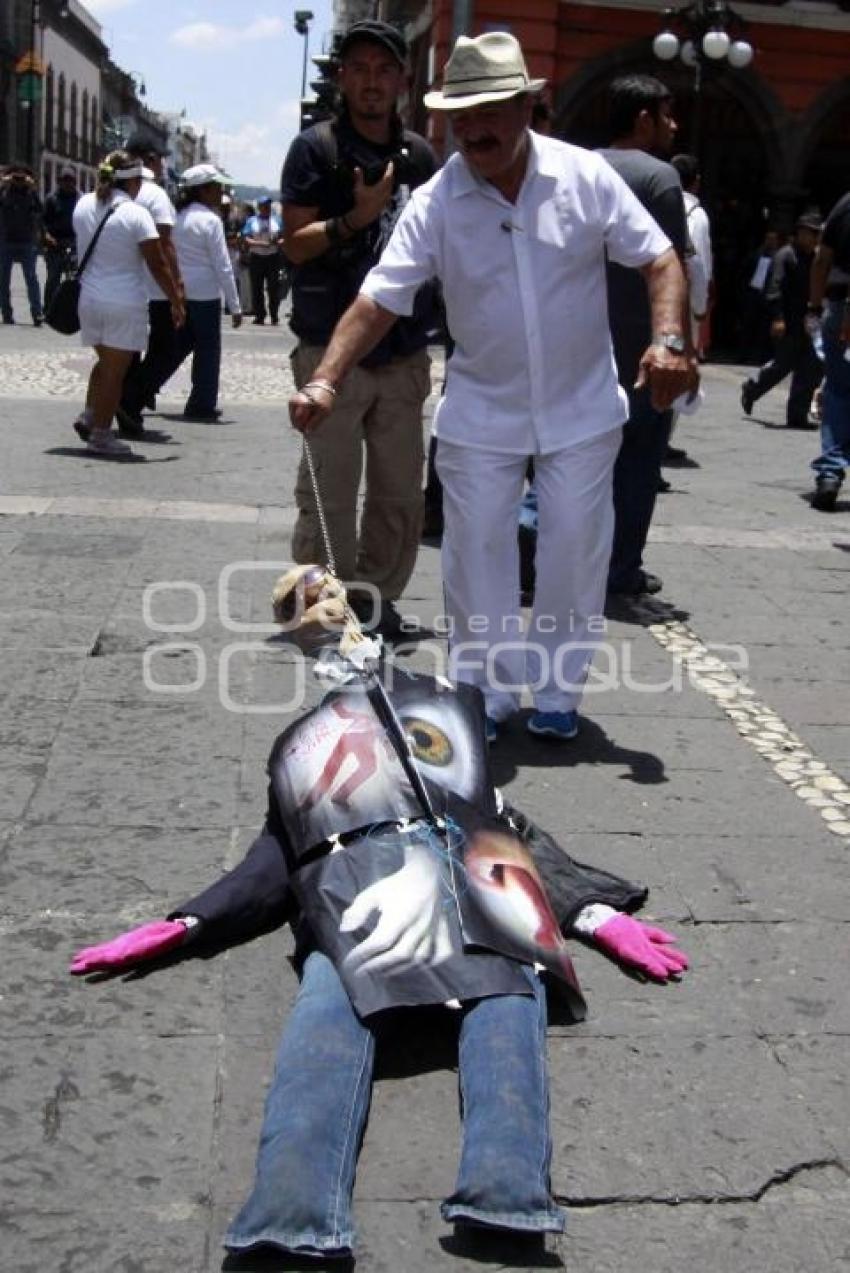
[1,295,849,1273]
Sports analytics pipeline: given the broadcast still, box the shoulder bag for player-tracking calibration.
[45,205,117,335]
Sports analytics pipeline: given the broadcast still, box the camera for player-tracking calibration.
[360,146,414,188]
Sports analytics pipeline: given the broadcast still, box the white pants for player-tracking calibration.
[436,428,622,719]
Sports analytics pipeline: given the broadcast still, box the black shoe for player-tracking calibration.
[183,408,222,422]
[608,569,663,597]
[115,406,147,439]
[740,382,756,416]
[811,476,842,512]
[2,315,14,325]
[32,315,43,327]
[270,317,279,325]
[252,317,265,325]
[665,444,689,463]
[657,475,671,493]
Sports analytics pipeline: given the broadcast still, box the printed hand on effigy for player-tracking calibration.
[69,919,190,975]
[340,842,453,977]
[593,914,689,982]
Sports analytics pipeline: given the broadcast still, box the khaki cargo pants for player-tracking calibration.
[291,343,431,599]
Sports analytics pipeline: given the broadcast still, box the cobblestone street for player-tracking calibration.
[1,288,849,1273]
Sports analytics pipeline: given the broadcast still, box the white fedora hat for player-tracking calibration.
[424,32,546,111]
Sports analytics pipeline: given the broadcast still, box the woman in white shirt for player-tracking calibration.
[151,164,242,422]
[72,149,185,457]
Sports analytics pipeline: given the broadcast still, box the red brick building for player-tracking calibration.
[374,0,849,346]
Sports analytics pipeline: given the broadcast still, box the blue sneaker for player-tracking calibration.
[485,716,499,745]
[527,710,579,741]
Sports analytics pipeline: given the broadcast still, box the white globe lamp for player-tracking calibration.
[702,28,731,59]
[680,39,698,67]
[728,39,754,68]
[653,30,680,60]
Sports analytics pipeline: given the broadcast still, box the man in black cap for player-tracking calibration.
[0,164,44,325]
[281,19,440,639]
[42,166,80,312]
[740,211,824,429]
[116,134,184,437]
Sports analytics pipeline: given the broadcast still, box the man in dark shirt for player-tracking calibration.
[281,19,438,638]
[0,164,44,326]
[740,212,823,428]
[806,192,850,510]
[42,166,80,312]
[599,76,692,597]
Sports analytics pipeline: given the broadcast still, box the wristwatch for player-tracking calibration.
[652,332,687,354]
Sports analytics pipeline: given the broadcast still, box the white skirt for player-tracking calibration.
[79,298,149,352]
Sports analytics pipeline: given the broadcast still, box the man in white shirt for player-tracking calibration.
[671,153,712,354]
[117,135,184,438]
[289,32,693,744]
[241,196,284,325]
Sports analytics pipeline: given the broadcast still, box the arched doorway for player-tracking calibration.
[800,84,850,218]
[555,54,785,353]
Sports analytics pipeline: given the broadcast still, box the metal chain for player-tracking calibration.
[302,435,337,577]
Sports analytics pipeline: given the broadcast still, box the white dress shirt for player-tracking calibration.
[361,132,672,455]
[73,191,158,309]
[174,202,241,314]
[135,179,176,303]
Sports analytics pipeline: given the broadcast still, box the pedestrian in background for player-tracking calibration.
[739,227,782,364]
[72,150,185,458]
[117,135,184,439]
[599,75,692,599]
[0,164,44,326]
[671,153,712,357]
[281,18,438,638]
[806,192,850,510]
[741,211,823,429]
[42,166,80,312]
[289,32,692,743]
[242,196,283,325]
[139,164,242,423]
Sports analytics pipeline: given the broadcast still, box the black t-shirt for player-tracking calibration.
[822,192,850,276]
[598,148,688,388]
[281,113,439,361]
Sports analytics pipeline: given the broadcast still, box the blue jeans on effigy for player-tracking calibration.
[224,950,565,1259]
[811,300,850,482]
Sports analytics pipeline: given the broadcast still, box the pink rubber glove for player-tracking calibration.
[594,914,689,982]
[69,919,188,975]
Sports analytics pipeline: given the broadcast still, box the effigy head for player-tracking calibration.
[271,564,348,629]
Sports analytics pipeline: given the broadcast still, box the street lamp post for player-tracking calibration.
[652,1,754,157]
[294,10,314,98]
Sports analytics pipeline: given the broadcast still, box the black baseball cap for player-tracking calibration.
[337,20,406,67]
[126,133,168,158]
[796,210,822,232]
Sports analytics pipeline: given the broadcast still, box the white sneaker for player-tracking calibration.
[86,429,133,457]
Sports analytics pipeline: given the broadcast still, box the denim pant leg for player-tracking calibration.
[225,951,375,1258]
[812,304,850,481]
[608,387,670,591]
[20,245,42,318]
[0,246,16,318]
[442,970,566,1234]
[184,299,221,413]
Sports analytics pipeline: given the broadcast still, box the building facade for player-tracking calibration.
[363,0,849,346]
[1,0,107,193]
